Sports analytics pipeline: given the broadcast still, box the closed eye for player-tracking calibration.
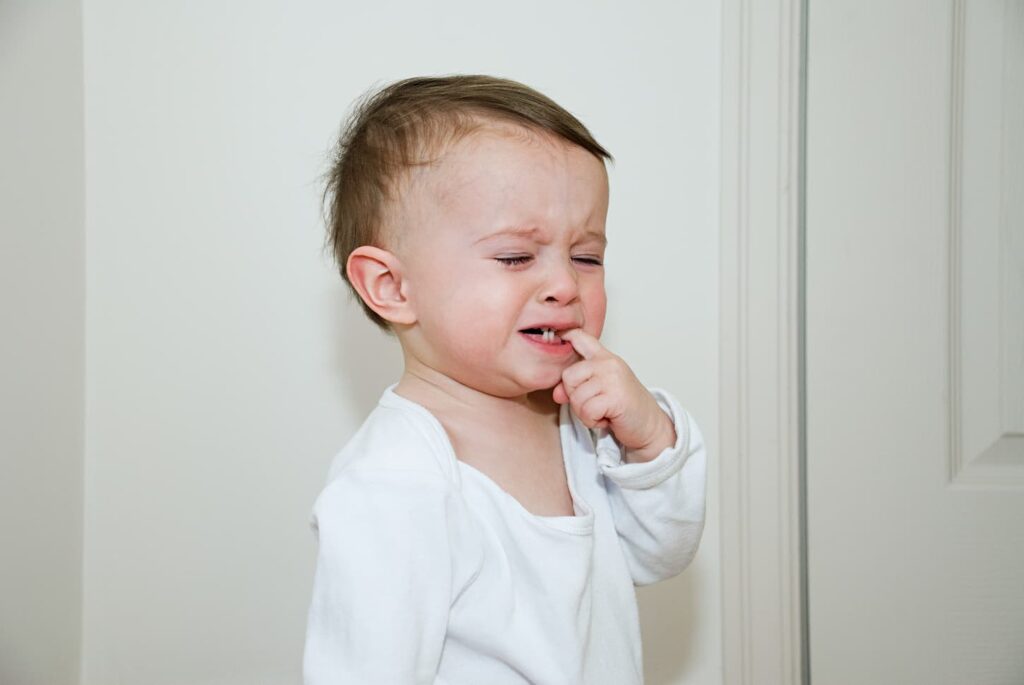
[495,256,532,266]
[495,255,603,267]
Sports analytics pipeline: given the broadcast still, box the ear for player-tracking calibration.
[346,246,416,325]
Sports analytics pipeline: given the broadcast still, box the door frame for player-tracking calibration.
[719,1,806,683]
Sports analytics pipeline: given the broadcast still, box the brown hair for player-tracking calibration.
[320,74,614,333]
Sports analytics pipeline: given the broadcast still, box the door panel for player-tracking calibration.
[807,1,1024,683]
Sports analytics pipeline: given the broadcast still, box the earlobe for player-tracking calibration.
[346,246,416,325]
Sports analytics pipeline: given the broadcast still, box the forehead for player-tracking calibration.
[434,124,607,197]
[405,123,609,242]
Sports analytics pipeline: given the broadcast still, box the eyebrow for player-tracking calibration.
[473,226,608,247]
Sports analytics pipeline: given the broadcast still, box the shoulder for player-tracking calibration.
[322,394,460,487]
[309,401,459,529]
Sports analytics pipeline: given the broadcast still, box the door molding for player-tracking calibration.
[719,1,806,684]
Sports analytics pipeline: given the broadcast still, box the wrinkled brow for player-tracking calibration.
[473,226,608,247]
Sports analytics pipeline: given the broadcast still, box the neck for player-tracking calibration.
[393,363,558,423]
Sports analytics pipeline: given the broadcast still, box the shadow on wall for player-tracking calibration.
[326,285,405,418]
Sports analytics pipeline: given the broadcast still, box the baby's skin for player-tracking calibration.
[349,120,676,469]
[554,328,676,464]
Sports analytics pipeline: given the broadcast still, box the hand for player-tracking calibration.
[552,329,676,463]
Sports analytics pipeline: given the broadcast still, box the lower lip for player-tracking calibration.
[519,332,576,357]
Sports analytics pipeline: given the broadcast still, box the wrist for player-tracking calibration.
[623,410,676,464]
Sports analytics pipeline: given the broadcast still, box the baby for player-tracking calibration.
[303,74,708,685]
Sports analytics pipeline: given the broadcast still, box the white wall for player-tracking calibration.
[70,1,717,683]
[0,2,85,684]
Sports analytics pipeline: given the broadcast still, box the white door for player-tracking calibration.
[807,1,1024,683]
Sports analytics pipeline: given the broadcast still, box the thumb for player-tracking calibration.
[552,382,569,404]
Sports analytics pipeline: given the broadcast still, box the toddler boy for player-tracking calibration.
[303,74,707,685]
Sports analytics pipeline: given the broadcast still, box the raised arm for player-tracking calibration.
[595,388,708,586]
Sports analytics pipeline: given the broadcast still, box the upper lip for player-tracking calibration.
[519,321,581,333]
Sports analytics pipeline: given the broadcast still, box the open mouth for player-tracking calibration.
[519,327,569,345]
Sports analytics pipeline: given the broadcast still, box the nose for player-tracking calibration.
[540,256,580,304]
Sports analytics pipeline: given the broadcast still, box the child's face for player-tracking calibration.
[395,123,609,398]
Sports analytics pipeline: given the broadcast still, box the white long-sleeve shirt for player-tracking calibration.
[302,383,707,685]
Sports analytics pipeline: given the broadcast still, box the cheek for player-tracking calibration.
[584,284,607,338]
[423,275,517,347]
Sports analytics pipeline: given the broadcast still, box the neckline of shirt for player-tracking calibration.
[378,383,596,535]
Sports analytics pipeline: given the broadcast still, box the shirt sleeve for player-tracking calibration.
[302,468,455,684]
[593,387,708,587]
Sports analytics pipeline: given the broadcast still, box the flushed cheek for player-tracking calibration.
[584,287,607,339]
[431,291,513,357]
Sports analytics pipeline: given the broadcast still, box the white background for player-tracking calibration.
[0,1,721,683]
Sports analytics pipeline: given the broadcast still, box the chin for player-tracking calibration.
[520,370,564,393]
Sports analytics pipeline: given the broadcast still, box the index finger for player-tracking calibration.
[559,328,605,361]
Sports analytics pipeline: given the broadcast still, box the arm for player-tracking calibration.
[551,329,708,587]
[302,468,454,684]
[594,388,707,586]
